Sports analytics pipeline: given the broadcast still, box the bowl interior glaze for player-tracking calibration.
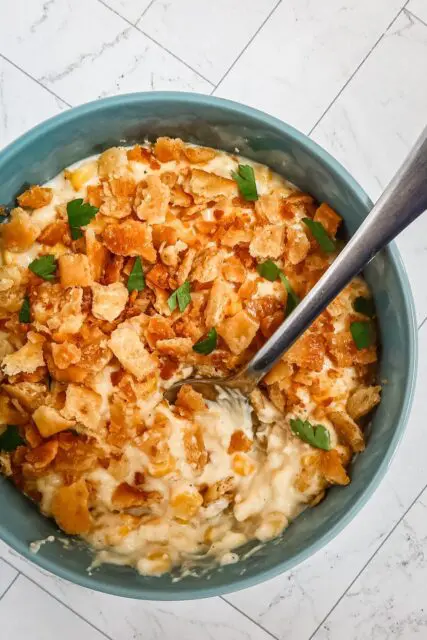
[0,93,417,600]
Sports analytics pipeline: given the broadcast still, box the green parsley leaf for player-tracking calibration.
[168,281,191,313]
[67,198,98,240]
[193,328,217,355]
[302,217,336,253]
[350,321,375,350]
[0,425,25,452]
[353,296,375,318]
[279,272,300,316]
[29,255,57,281]
[257,259,280,281]
[168,293,178,312]
[290,418,331,451]
[19,295,31,323]
[256,259,300,317]
[127,257,145,292]
[231,164,258,201]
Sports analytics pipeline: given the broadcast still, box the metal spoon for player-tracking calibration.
[165,125,427,403]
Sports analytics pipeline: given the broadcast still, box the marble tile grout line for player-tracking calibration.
[307,478,427,640]
[95,0,215,86]
[0,553,277,640]
[220,595,281,640]
[137,27,215,86]
[0,556,114,640]
[221,311,427,637]
[134,0,156,26]
[418,314,427,331]
[0,52,71,108]
[0,572,19,604]
[211,0,283,96]
[308,0,412,137]
[405,7,427,29]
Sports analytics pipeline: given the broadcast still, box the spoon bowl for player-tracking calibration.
[164,370,256,403]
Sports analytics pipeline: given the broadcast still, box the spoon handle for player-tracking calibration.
[239,124,427,386]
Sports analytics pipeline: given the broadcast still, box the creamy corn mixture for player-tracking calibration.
[0,138,381,576]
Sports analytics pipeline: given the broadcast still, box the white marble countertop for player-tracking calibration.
[1,0,427,638]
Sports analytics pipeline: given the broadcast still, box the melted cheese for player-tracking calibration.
[0,142,372,577]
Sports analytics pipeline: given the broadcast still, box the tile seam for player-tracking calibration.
[0,557,114,640]
[309,2,410,136]
[307,479,427,639]
[0,572,19,604]
[212,0,282,95]
[0,52,71,107]
[220,596,281,640]
[95,0,215,86]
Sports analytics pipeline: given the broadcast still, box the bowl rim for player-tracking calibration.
[0,91,418,600]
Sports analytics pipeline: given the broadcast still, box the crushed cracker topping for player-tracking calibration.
[0,139,379,577]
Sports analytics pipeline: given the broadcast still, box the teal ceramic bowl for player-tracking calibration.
[0,92,417,600]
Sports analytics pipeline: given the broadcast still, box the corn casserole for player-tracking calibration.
[0,138,381,575]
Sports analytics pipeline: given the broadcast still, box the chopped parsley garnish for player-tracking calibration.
[193,328,217,355]
[231,164,258,201]
[257,259,279,281]
[290,418,331,451]
[257,260,300,316]
[168,281,191,313]
[127,257,145,292]
[279,272,301,315]
[302,217,336,253]
[67,198,98,240]
[350,321,375,350]
[0,425,25,452]
[28,255,56,281]
[353,296,375,318]
[19,295,31,323]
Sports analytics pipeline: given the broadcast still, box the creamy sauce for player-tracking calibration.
[0,141,376,577]
[77,391,294,567]
[80,389,318,572]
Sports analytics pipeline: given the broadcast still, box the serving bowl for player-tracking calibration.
[0,92,417,600]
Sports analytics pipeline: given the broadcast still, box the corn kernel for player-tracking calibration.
[142,549,172,575]
[67,162,97,191]
[170,491,203,521]
[204,522,231,544]
[255,512,287,541]
[232,453,255,476]
[118,514,140,537]
[149,453,175,478]
[140,427,170,464]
